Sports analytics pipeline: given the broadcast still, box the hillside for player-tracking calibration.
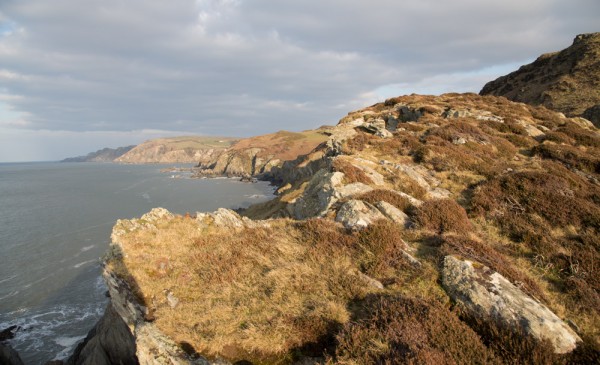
[115,136,237,164]
[195,129,330,177]
[85,93,599,365]
[480,32,600,126]
[61,145,135,162]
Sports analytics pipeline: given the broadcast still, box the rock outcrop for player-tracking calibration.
[481,33,600,126]
[65,304,138,365]
[116,136,237,164]
[441,255,581,354]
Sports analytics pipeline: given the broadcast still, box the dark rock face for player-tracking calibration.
[583,104,600,127]
[0,342,25,365]
[480,33,600,120]
[65,304,138,365]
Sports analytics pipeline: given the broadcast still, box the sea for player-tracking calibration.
[0,162,275,364]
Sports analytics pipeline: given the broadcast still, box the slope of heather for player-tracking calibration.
[100,93,599,364]
[480,33,600,126]
[115,136,237,164]
[61,145,135,162]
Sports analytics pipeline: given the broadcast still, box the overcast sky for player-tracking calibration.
[0,0,598,162]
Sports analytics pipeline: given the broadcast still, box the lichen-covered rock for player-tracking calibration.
[375,201,410,227]
[196,208,267,230]
[290,170,345,219]
[335,200,386,230]
[441,255,581,354]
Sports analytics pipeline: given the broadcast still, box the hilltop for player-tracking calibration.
[78,93,599,365]
[481,32,600,126]
[61,145,135,162]
[115,136,237,164]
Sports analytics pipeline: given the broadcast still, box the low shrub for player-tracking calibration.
[412,198,472,234]
[331,294,498,365]
[555,123,600,148]
[533,142,600,173]
[356,220,407,278]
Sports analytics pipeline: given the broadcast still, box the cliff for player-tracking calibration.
[80,93,599,364]
[194,129,330,178]
[480,32,600,126]
[61,146,135,163]
[115,136,237,164]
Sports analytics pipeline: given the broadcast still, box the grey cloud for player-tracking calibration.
[0,0,598,162]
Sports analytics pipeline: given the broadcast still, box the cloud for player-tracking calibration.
[0,0,598,161]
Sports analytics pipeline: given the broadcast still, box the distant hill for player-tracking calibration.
[115,136,238,164]
[61,145,135,162]
[480,32,600,126]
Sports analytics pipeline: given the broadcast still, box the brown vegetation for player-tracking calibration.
[331,294,498,365]
[331,158,373,185]
[412,198,473,234]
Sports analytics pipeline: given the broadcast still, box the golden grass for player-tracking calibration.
[109,217,377,363]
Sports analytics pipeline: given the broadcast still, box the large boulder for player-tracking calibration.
[335,200,386,230]
[441,255,580,354]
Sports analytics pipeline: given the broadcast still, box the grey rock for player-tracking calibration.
[452,136,467,145]
[357,271,384,289]
[375,201,410,227]
[335,200,386,230]
[291,170,345,219]
[441,255,581,354]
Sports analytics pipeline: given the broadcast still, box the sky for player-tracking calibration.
[0,0,598,162]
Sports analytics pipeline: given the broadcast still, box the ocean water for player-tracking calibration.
[0,162,275,364]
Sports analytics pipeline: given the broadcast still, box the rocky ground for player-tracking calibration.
[83,93,599,364]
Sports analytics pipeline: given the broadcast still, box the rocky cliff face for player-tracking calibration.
[116,137,237,164]
[76,93,600,364]
[480,33,600,126]
[61,146,135,163]
[194,129,329,178]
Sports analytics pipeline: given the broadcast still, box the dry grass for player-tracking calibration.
[109,217,376,363]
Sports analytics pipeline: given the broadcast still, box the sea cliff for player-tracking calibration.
[71,93,599,364]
